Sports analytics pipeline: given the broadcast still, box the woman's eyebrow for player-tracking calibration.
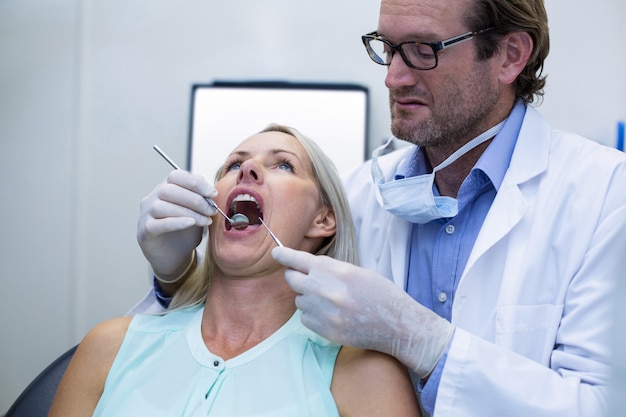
[271,148,298,157]
[271,148,307,166]
[230,148,302,161]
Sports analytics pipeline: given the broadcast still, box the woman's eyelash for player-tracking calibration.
[276,157,295,172]
[225,159,243,171]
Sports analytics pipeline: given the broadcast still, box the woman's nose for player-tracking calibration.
[237,159,262,183]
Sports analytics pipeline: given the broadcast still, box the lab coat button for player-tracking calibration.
[438,292,448,303]
[445,224,455,234]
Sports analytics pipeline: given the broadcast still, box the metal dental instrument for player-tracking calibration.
[153,145,250,230]
[259,217,284,247]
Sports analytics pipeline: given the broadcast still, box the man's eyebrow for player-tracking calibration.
[377,30,442,42]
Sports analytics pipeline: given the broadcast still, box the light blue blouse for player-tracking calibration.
[93,306,341,416]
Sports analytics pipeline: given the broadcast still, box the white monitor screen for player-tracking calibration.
[188,82,368,181]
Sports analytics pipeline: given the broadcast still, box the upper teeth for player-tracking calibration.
[232,194,257,203]
[231,194,260,212]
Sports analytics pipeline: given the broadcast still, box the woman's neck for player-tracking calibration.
[200,272,297,360]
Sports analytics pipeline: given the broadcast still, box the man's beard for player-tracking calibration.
[388,66,499,152]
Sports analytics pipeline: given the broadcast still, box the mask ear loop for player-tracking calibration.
[371,136,397,185]
[370,137,400,207]
[432,120,507,174]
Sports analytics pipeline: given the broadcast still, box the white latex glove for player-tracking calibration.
[272,246,455,378]
[137,170,217,280]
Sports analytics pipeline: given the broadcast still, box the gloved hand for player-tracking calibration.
[272,246,455,378]
[137,170,217,281]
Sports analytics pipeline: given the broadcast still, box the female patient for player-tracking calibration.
[49,124,421,417]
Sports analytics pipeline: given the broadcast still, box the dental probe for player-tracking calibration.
[259,217,284,247]
[152,145,250,230]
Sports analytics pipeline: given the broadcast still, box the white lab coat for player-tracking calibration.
[343,105,626,416]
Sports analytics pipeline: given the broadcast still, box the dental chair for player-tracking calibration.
[4,344,78,417]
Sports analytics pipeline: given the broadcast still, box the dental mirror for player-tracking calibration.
[153,145,250,230]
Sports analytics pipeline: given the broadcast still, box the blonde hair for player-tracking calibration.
[168,124,359,310]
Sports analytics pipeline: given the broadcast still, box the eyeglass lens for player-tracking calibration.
[366,38,437,70]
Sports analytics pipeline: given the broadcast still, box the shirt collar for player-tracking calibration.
[394,144,429,180]
[474,100,526,190]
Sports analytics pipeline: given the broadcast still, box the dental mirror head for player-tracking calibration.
[230,213,250,230]
[153,145,250,230]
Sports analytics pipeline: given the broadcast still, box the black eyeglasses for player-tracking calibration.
[361,27,494,70]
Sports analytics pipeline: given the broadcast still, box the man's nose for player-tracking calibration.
[385,52,419,89]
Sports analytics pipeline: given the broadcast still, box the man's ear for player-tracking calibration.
[306,206,336,239]
[498,31,533,85]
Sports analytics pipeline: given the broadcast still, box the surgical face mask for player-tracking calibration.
[371,121,506,224]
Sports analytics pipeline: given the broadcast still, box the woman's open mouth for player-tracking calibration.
[226,194,263,231]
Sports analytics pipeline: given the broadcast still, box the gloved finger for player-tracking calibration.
[294,291,341,319]
[157,182,216,218]
[283,268,318,294]
[299,308,335,341]
[167,170,218,199]
[143,216,200,238]
[271,246,318,274]
[296,293,345,344]
[150,198,213,227]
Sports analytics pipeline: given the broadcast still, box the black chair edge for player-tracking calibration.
[4,344,78,417]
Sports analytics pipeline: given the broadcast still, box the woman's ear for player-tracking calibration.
[498,31,533,85]
[306,206,336,239]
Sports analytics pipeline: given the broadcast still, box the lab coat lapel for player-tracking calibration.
[369,208,412,290]
[388,215,412,289]
[455,107,551,318]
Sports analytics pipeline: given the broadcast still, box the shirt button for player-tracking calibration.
[213,360,220,367]
[438,292,448,303]
[445,224,455,235]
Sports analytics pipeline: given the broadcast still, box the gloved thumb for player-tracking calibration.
[271,246,316,273]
